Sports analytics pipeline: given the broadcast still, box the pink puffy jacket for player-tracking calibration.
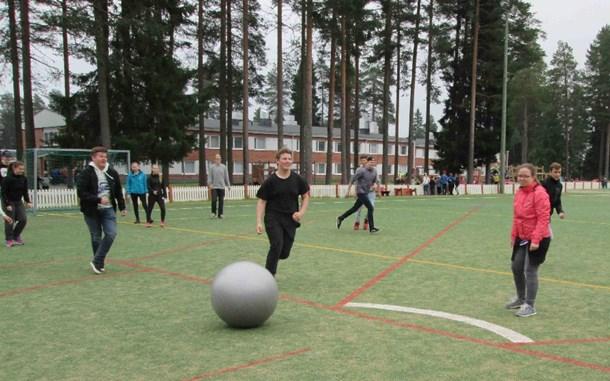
[511,182,551,245]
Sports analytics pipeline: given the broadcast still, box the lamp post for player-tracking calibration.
[499,9,509,194]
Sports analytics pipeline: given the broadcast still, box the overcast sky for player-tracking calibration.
[2,0,609,138]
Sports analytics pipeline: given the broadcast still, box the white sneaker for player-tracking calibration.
[515,303,536,317]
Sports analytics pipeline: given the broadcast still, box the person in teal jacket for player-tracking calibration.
[126,161,148,223]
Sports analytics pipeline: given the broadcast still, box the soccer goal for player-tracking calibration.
[25,148,130,213]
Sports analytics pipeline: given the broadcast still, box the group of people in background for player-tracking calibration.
[126,161,167,227]
[421,172,460,196]
[0,151,32,248]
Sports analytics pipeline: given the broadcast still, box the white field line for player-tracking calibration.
[346,302,534,343]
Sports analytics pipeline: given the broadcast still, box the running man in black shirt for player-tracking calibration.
[256,148,310,276]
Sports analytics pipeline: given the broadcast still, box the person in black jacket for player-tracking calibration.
[0,150,11,187]
[77,146,126,274]
[2,161,32,247]
[541,162,565,221]
[145,164,167,228]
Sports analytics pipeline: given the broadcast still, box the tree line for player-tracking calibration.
[1,0,609,184]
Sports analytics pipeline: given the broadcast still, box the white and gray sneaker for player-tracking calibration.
[515,303,536,317]
[505,297,524,310]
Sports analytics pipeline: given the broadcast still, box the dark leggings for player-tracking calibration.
[264,213,297,275]
[146,194,166,223]
[130,194,147,222]
[511,245,540,306]
[4,202,27,240]
[339,193,375,231]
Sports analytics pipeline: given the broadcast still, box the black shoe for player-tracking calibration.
[369,227,380,233]
[218,215,223,219]
[336,217,343,229]
[90,261,103,274]
[134,220,140,224]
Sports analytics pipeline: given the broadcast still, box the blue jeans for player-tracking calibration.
[84,208,118,266]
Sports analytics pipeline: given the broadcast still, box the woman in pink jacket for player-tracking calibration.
[505,163,551,317]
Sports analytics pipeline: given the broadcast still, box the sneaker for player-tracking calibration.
[515,303,536,317]
[336,217,343,229]
[160,222,165,228]
[14,237,24,245]
[363,222,369,231]
[90,262,103,275]
[145,222,152,228]
[369,227,380,233]
[134,220,140,224]
[353,222,360,230]
[5,240,15,248]
[210,213,216,219]
[505,297,524,310]
[218,215,223,219]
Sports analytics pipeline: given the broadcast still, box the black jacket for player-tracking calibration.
[147,174,167,198]
[1,174,31,204]
[541,176,564,216]
[77,164,126,216]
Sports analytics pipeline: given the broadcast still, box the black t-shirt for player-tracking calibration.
[256,171,309,215]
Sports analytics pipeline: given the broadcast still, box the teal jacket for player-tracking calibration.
[127,171,147,195]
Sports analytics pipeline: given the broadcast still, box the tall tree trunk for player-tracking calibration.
[394,28,401,182]
[197,0,207,186]
[93,0,111,147]
[242,0,250,185]
[600,126,606,179]
[62,0,70,101]
[563,75,571,179]
[467,0,480,183]
[21,0,36,150]
[345,61,352,176]
[604,123,610,178]
[227,1,234,182]
[340,14,348,183]
[407,0,422,184]
[302,0,313,184]
[299,0,306,174]
[219,0,227,161]
[277,0,284,148]
[8,0,23,159]
[424,0,434,175]
[325,25,337,184]
[381,0,393,185]
[521,102,528,163]
[353,53,361,171]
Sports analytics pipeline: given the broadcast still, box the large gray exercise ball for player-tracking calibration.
[211,261,279,328]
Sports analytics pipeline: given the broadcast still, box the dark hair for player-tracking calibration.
[549,162,562,171]
[91,146,108,156]
[275,147,293,160]
[366,156,374,161]
[360,154,368,160]
[8,161,24,175]
[131,160,140,165]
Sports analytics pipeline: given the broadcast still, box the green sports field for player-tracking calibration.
[1,192,610,380]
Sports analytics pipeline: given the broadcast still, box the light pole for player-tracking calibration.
[499,9,509,194]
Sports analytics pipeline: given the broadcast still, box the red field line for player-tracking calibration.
[129,238,232,262]
[502,336,610,347]
[0,269,146,298]
[181,347,311,381]
[334,207,479,307]
[0,255,82,270]
[110,259,212,285]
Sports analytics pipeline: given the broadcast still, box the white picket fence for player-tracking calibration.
[30,181,604,210]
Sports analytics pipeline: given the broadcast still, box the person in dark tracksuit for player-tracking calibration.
[77,146,127,274]
[2,162,32,247]
[541,162,566,230]
[126,161,148,224]
[146,164,167,228]
[256,148,310,276]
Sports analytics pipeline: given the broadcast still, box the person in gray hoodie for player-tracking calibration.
[336,157,380,233]
[208,154,231,219]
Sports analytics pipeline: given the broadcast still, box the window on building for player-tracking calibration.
[254,137,266,150]
[315,163,326,174]
[400,145,407,155]
[334,142,342,153]
[233,136,243,149]
[369,143,379,154]
[183,160,196,174]
[314,140,327,152]
[333,163,341,175]
[44,132,57,146]
[234,161,243,174]
[207,135,220,148]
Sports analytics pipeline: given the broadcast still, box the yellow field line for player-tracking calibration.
[45,213,610,293]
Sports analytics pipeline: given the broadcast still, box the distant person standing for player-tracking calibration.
[440,172,449,195]
[77,146,126,274]
[0,151,11,187]
[337,157,380,233]
[208,154,231,219]
[256,148,310,276]
[126,161,148,224]
[541,162,565,223]
[2,162,32,247]
[422,173,430,195]
[146,164,167,228]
